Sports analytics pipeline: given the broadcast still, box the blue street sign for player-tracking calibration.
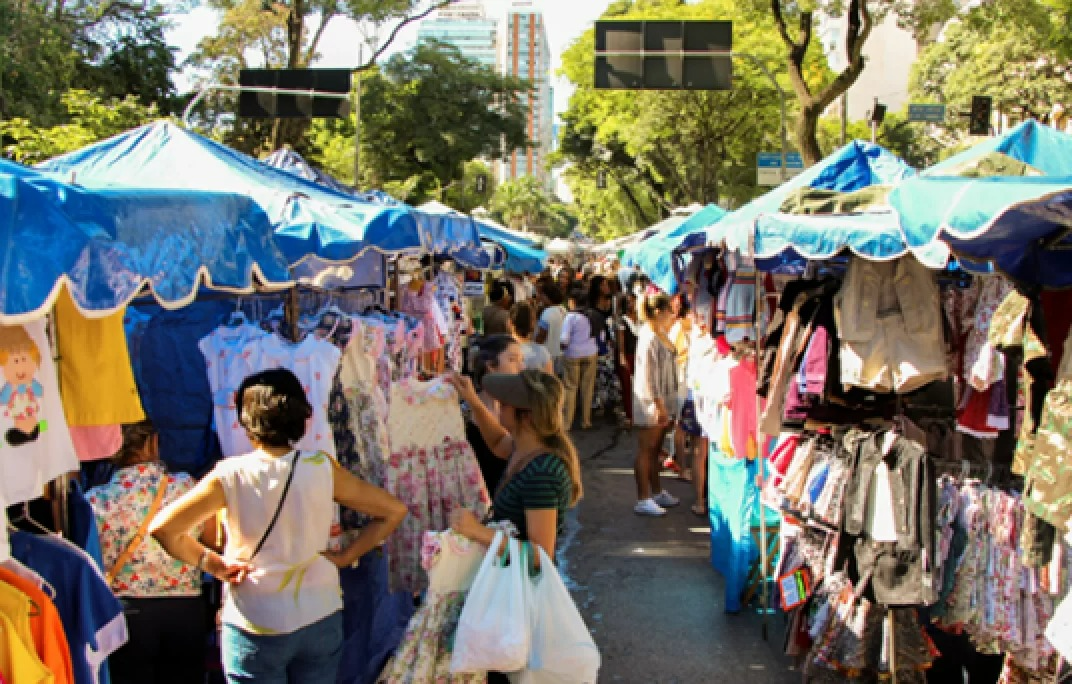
[757,152,804,168]
[908,103,946,123]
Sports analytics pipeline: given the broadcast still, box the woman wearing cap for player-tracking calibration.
[632,291,681,517]
[448,369,582,683]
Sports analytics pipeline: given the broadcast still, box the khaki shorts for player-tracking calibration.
[840,315,947,394]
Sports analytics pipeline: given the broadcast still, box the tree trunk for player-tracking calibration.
[796,103,825,167]
[770,0,875,166]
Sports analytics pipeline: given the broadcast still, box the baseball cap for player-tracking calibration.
[481,373,534,410]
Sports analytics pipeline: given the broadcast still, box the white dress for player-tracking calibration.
[254,333,341,457]
[199,323,265,457]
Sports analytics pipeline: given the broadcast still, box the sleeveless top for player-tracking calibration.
[215,450,342,635]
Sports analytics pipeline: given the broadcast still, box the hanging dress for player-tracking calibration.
[385,377,490,594]
[379,530,487,684]
[335,319,392,534]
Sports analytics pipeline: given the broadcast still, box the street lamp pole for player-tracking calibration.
[353,45,363,187]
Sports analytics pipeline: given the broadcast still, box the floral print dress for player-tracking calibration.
[385,377,490,594]
[380,530,487,684]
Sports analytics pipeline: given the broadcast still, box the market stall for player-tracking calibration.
[683,124,1072,683]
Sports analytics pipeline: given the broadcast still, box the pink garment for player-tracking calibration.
[727,357,760,459]
[400,283,443,352]
[70,424,122,461]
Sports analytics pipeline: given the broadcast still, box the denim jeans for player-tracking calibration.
[222,611,343,683]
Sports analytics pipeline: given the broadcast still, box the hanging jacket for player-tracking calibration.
[841,429,939,607]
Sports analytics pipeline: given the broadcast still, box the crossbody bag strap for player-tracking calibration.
[107,474,171,589]
[249,451,300,562]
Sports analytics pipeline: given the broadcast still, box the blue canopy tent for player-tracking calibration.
[474,219,547,273]
[0,158,290,323]
[703,141,922,270]
[624,205,727,294]
[37,121,486,269]
[891,120,1072,288]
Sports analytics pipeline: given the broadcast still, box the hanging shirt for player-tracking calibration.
[0,610,50,684]
[68,426,122,463]
[727,357,759,460]
[10,531,127,684]
[54,287,145,427]
[0,567,74,684]
[253,334,341,458]
[199,323,267,457]
[0,320,79,505]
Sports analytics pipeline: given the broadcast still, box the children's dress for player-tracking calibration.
[380,530,487,683]
[385,378,491,594]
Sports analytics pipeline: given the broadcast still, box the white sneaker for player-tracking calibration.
[634,498,667,516]
[653,490,681,508]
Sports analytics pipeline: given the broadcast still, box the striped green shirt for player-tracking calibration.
[492,454,572,540]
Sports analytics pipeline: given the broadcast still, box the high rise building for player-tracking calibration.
[416,2,499,70]
[501,1,553,185]
[416,1,554,186]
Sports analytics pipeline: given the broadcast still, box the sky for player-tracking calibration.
[167,0,613,115]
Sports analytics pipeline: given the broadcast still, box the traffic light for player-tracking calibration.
[596,169,608,189]
[969,95,992,136]
[475,175,487,194]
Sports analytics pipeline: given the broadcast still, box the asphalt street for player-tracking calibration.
[560,423,799,684]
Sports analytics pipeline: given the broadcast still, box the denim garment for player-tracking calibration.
[222,611,343,684]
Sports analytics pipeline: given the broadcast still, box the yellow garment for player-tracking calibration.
[54,286,144,426]
[0,584,53,684]
[718,406,735,457]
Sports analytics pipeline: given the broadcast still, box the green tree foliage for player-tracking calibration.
[352,41,530,203]
[490,176,572,236]
[909,0,1072,136]
[1,90,160,164]
[184,0,453,152]
[443,161,495,214]
[815,112,943,168]
[554,0,790,238]
[0,0,178,125]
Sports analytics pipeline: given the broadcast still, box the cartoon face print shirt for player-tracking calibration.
[0,320,78,504]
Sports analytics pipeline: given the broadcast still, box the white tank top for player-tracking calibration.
[215,450,342,634]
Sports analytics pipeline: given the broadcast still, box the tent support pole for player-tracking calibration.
[755,269,770,640]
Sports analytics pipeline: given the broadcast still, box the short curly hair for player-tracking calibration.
[236,368,313,448]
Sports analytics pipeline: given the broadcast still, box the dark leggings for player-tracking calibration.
[110,596,208,684]
[616,354,635,422]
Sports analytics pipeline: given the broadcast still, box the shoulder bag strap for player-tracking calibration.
[249,451,300,562]
[107,474,171,589]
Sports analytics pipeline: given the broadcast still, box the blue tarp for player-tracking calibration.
[0,158,290,322]
[37,121,482,265]
[891,121,1072,287]
[625,206,727,294]
[264,148,490,269]
[474,218,547,273]
[703,142,920,267]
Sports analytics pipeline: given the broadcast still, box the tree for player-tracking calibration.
[350,41,530,202]
[761,0,888,166]
[909,0,1072,136]
[443,161,495,214]
[185,0,454,152]
[554,0,789,237]
[1,90,160,164]
[490,176,560,234]
[0,0,179,125]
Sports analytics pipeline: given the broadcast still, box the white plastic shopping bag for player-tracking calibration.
[450,532,532,673]
[511,545,600,684]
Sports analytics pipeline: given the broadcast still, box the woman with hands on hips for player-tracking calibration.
[150,368,408,684]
